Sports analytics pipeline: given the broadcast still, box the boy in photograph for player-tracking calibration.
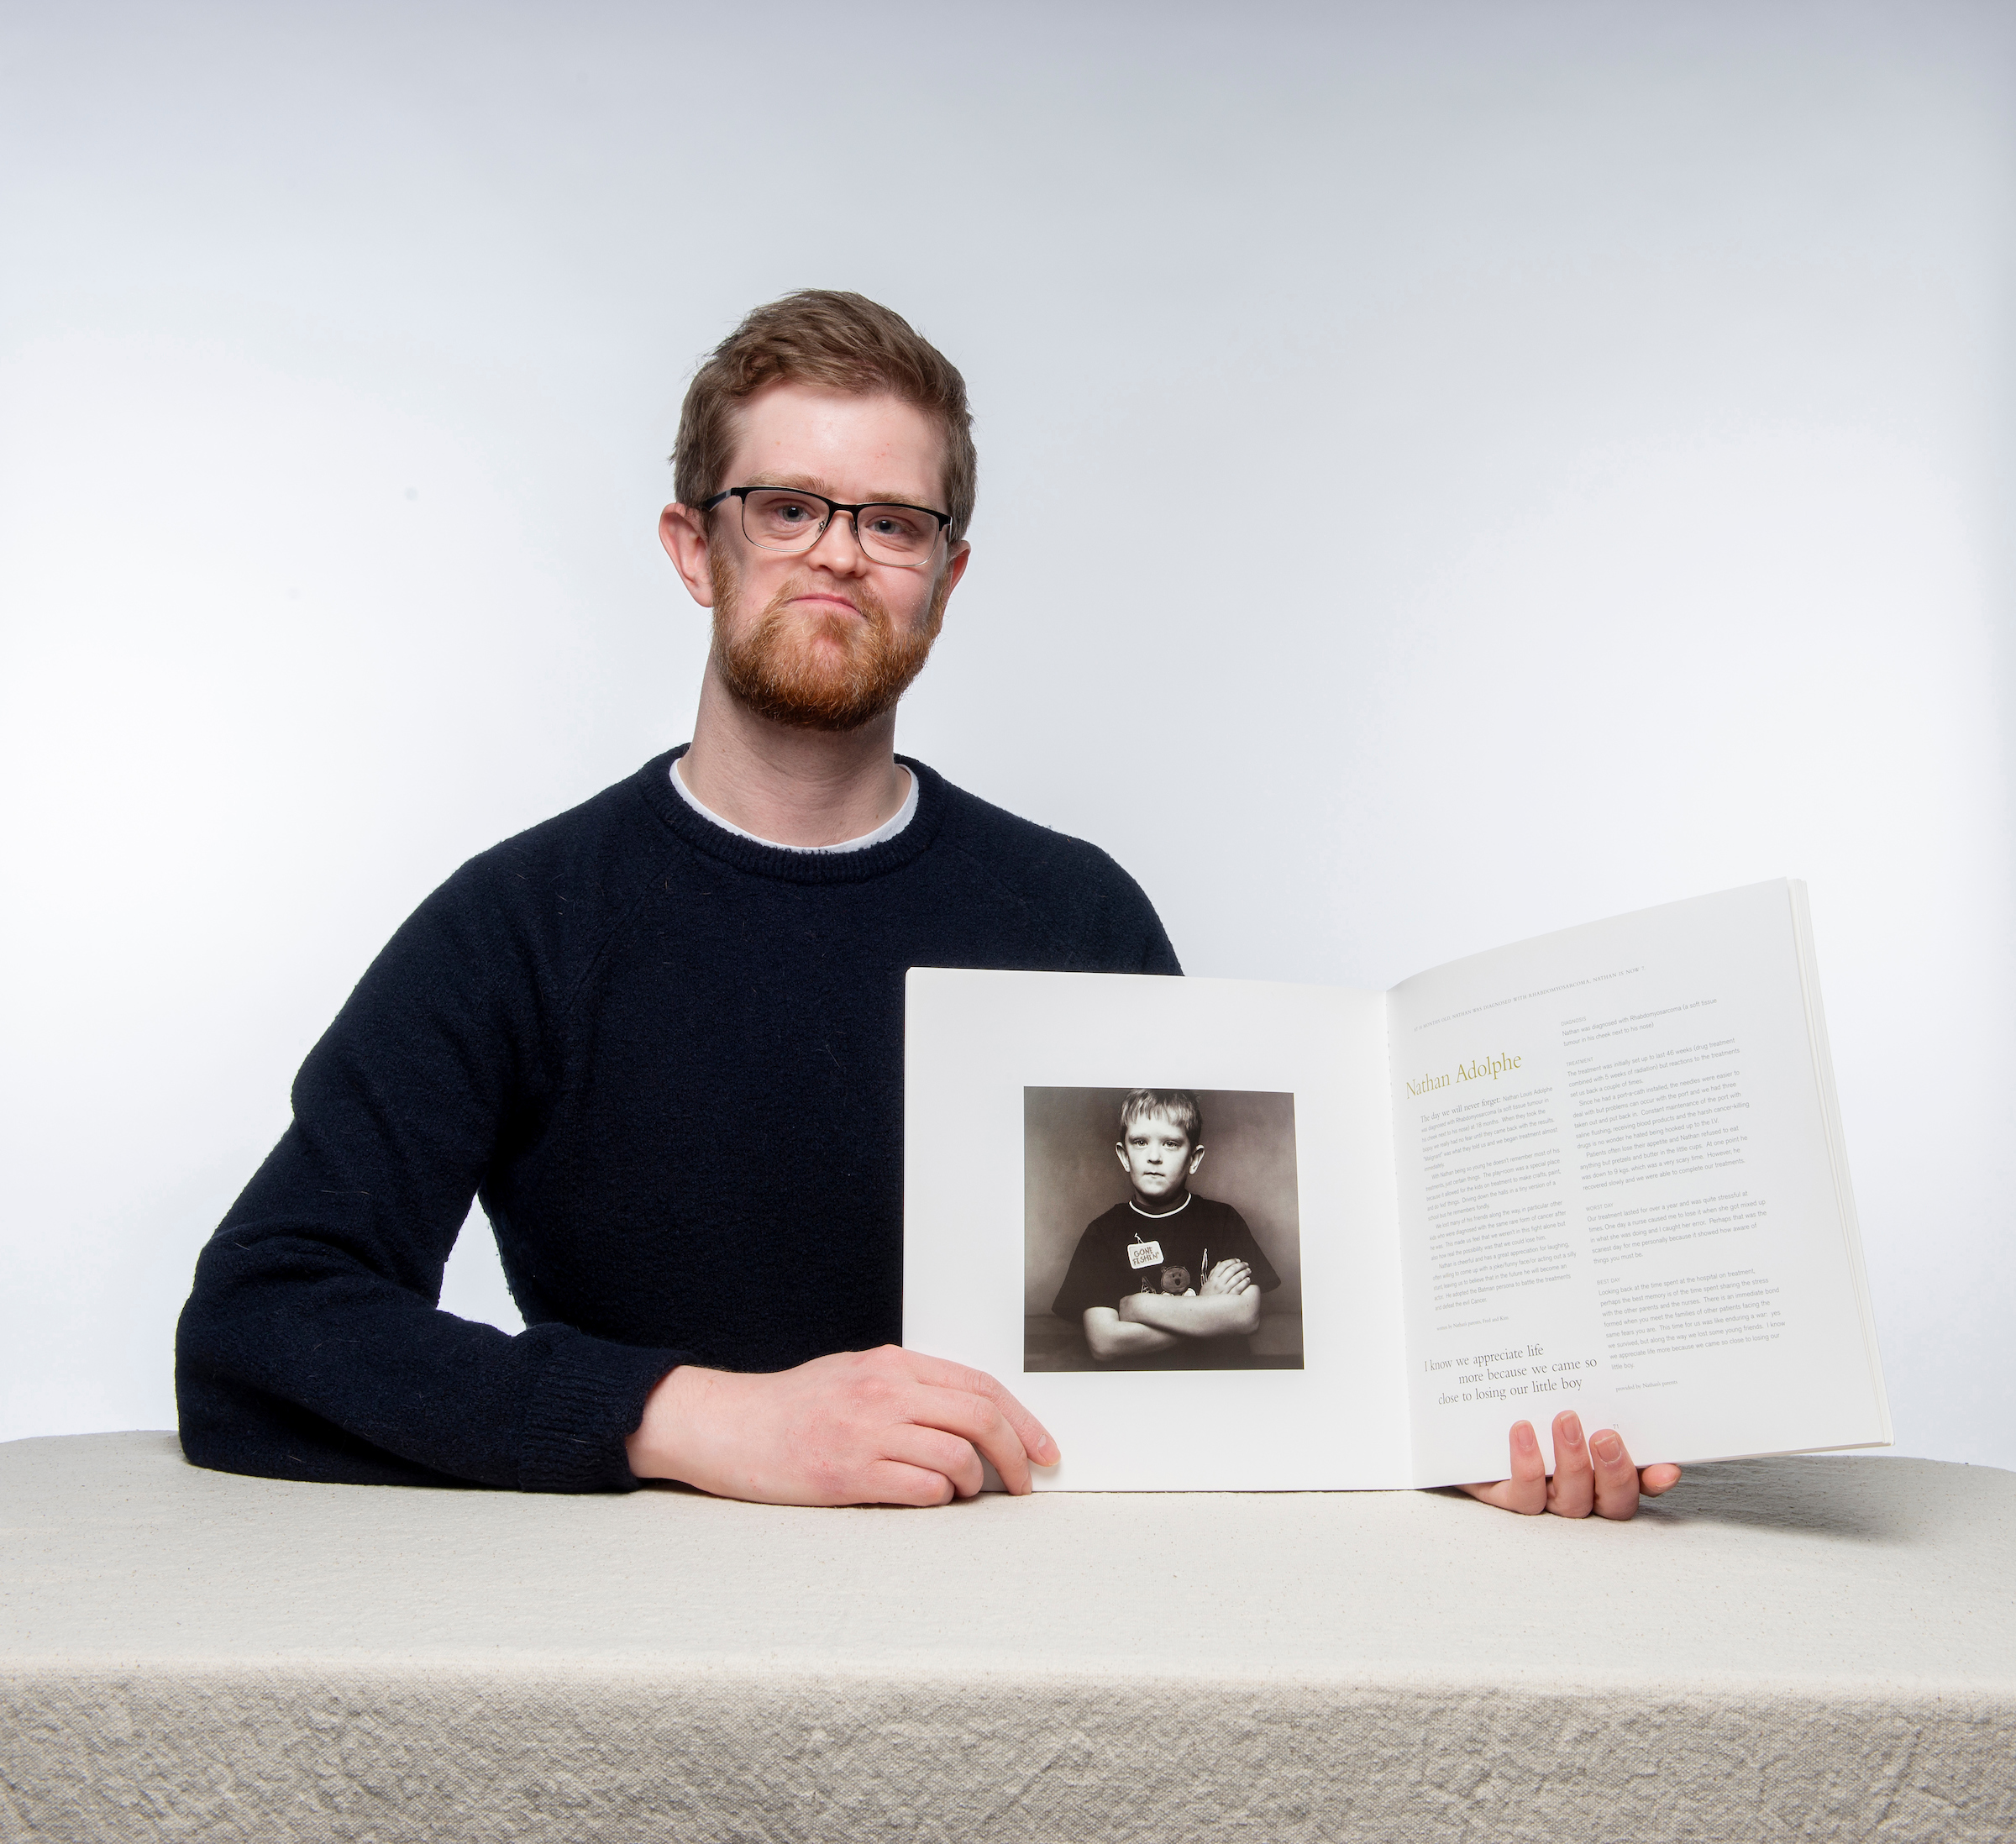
[1051,1090,1285,1369]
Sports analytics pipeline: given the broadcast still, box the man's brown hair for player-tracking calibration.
[672,291,978,542]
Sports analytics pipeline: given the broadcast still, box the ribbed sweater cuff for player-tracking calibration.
[518,1336,685,1493]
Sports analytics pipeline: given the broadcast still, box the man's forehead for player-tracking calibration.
[723,382,946,502]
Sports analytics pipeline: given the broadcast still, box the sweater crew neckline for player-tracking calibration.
[633,745,948,883]
[669,754,918,854]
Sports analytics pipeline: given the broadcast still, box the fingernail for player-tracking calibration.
[1513,1421,1538,1454]
[1593,1432,1624,1463]
[1559,1412,1584,1448]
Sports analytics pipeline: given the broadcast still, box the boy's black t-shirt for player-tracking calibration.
[1050,1194,1280,1369]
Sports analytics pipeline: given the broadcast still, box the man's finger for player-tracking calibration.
[1457,1419,1547,1514]
[882,1424,986,1500]
[903,1384,1035,1495]
[1589,1429,1641,1521]
[856,1458,961,1508]
[1641,1462,1683,1497]
[900,1351,1059,1467]
[1546,1411,1595,1517]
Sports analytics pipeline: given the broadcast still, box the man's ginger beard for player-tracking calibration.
[709,550,950,733]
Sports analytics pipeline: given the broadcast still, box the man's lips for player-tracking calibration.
[791,592,862,614]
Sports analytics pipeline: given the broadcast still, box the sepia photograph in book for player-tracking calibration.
[905,880,1891,1492]
[1025,1086,1305,1373]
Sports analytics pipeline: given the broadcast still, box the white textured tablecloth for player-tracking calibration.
[2,1432,2011,1841]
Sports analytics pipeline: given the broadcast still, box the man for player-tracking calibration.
[177,291,1674,1519]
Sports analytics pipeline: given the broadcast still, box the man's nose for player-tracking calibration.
[803,509,872,575]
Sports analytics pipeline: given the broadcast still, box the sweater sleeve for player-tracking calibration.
[1137,905,1182,975]
[175,857,684,1491]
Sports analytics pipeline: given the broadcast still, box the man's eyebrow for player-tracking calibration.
[743,471,926,504]
[743,471,831,493]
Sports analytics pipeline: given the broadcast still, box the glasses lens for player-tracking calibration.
[856,505,941,565]
[741,489,830,553]
[737,489,942,565]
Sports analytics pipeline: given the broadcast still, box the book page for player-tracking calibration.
[1388,881,1888,1486]
[906,969,1411,1489]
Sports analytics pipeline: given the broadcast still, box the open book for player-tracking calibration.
[904,880,1889,1489]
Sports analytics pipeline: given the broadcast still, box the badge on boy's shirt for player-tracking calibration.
[1127,1237,1163,1269]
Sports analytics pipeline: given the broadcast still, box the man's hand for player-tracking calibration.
[624,1347,1058,1507]
[1458,1411,1682,1518]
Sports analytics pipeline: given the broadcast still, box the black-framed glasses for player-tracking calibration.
[701,486,953,569]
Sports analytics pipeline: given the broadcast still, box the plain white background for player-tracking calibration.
[3,2,2010,1468]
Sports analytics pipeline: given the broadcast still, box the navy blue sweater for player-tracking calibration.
[176,751,1179,1492]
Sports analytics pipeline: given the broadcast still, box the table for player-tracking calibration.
[3,1432,2012,1841]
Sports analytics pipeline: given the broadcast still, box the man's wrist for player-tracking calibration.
[626,1363,714,1483]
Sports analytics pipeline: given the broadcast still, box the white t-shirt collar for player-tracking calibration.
[669,756,917,854]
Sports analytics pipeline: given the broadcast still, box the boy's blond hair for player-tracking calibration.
[1118,1089,1204,1147]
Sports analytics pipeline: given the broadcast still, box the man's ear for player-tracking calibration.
[940,538,971,602]
[659,502,717,608]
[1113,1140,1130,1174]
[1188,1145,1205,1176]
